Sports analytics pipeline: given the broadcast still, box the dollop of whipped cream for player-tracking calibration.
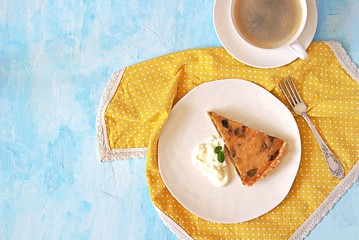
[192,135,230,187]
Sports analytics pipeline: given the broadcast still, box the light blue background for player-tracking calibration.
[1,0,358,239]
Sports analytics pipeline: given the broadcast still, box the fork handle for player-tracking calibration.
[301,113,345,179]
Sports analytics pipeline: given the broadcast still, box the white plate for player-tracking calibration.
[213,0,318,68]
[158,79,301,223]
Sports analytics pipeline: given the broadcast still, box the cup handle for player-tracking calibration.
[287,41,308,59]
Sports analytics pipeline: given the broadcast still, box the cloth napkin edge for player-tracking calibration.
[289,160,359,239]
[325,41,359,83]
[154,205,194,240]
[96,68,148,162]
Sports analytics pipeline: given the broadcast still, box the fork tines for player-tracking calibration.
[279,77,303,108]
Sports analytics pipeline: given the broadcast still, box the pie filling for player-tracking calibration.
[208,111,287,186]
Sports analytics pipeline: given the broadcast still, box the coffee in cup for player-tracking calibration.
[231,0,308,59]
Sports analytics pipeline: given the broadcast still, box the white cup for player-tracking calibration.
[230,0,308,59]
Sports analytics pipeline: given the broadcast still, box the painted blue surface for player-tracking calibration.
[0,0,358,239]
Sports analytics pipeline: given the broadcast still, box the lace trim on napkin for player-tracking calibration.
[325,41,359,83]
[154,206,194,240]
[96,69,148,162]
[290,161,359,239]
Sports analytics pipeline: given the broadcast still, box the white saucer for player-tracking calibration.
[213,0,318,68]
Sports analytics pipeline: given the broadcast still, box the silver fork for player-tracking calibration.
[279,77,345,179]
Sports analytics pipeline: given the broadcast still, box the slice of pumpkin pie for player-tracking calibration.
[208,111,287,186]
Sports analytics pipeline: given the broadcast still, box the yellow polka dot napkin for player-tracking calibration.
[96,41,359,239]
